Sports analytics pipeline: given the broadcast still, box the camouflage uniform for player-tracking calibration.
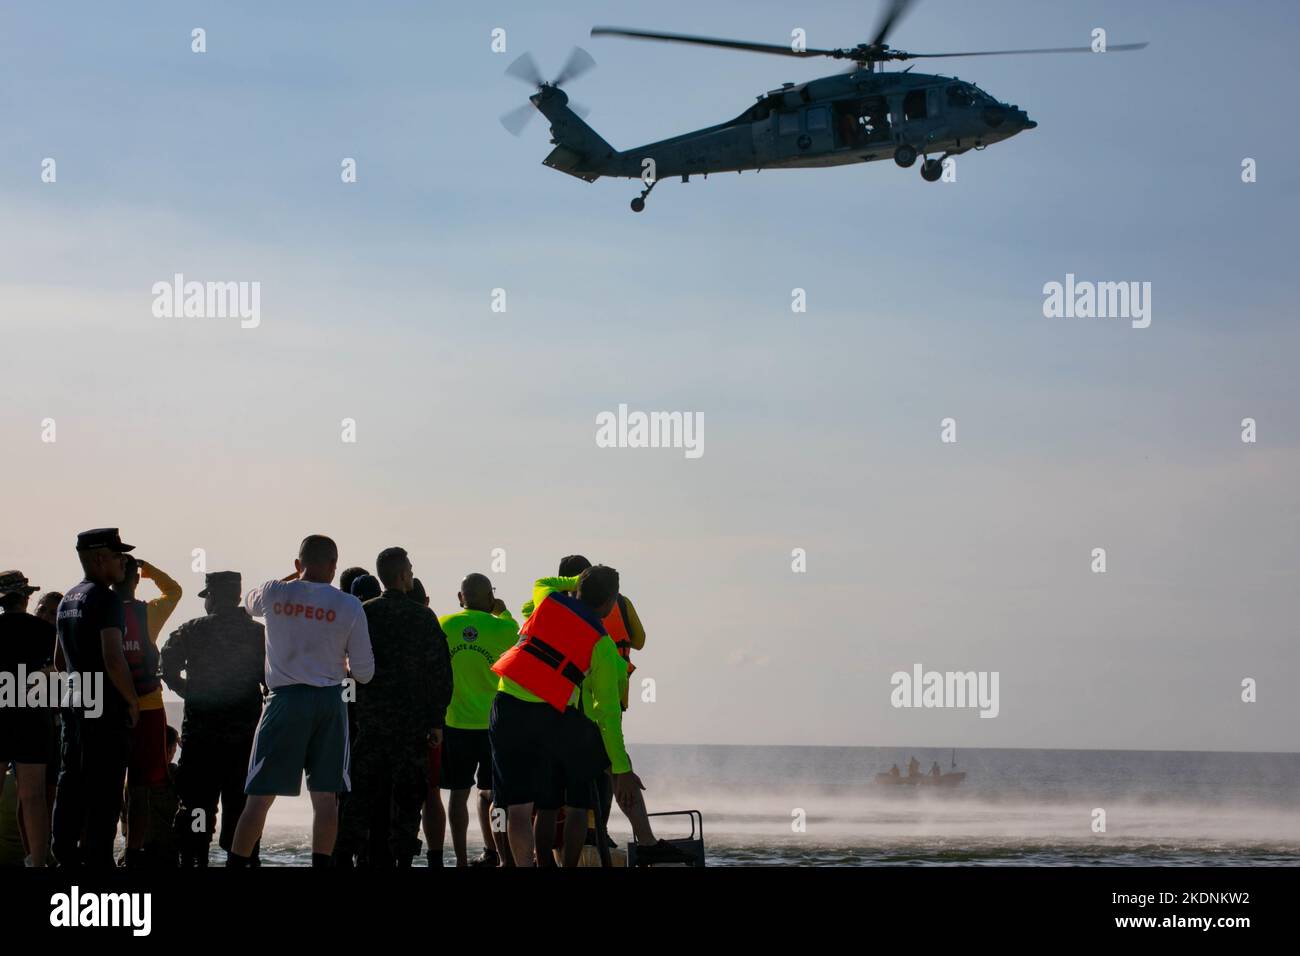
[160,605,266,865]
[338,589,451,866]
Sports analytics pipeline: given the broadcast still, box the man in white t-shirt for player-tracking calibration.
[227,534,374,867]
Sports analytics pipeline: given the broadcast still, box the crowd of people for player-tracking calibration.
[0,528,693,867]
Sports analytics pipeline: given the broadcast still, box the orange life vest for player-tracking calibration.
[492,591,606,712]
[602,596,635,676]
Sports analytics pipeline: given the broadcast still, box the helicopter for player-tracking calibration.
[501,0,1147,212]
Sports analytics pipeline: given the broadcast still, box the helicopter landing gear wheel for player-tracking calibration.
[921,158,943,182]
[630,178,657,212]
[894,145,917,168]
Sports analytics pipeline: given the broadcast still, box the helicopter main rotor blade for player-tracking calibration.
[499,102,537,136]
[591,26,837,59]
[902,41,1148,59]
[553,46,596,86]
[505,51,544,87]
[870,0,918,49]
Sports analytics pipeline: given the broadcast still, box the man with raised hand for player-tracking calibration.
[436,572,517,867]
[52,528,138,868]
[113,554,183,868]
[227,535,374,867]
[161,571,266,866]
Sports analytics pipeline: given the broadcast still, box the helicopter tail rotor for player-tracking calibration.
[504,51,545,88]
[553,46,596,87]
[499,101,538,136]
[500,47,596,136]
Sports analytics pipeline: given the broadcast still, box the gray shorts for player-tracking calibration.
[244,684,350,796]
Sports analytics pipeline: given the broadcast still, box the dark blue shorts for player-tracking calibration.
[488,693,608,810]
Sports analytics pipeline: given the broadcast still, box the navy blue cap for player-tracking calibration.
[75,528,134,553]
[350,574,381,602]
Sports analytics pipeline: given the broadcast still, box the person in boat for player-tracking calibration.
[888,764,900,778]
[907,756,920,778]
[930,761,941,778]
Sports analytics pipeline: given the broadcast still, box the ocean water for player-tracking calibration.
[241,743,1300,866]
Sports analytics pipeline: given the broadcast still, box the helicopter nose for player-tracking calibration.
[997,104,1036,131]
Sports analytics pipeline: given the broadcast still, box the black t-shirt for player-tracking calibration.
[57,579,127,713]
[0,611,56,675]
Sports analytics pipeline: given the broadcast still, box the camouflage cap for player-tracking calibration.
[0,570,40,596]
[198,570,241,598]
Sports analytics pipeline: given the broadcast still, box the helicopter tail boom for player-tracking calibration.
[532,86,616,182]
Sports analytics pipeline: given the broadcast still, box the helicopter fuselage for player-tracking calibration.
[535,69,1035,184]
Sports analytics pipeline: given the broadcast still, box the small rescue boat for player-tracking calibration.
[873,771,966,787]
[874,750,966,788]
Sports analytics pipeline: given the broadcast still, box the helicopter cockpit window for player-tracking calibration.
[957,84,996,105]
[740,92,784,124]
[778,111,800,136]
[947,84,975,109]
[806,107,829,132]
[903,89,928,121]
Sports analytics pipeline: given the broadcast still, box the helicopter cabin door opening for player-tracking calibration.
[833,96,891,150]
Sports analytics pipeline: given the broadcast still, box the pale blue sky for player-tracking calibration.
[2,1,1298,752]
